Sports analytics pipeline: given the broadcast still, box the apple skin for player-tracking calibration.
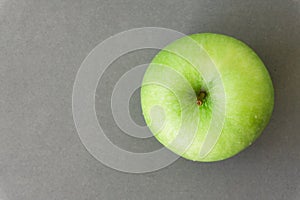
[141,33,274,162]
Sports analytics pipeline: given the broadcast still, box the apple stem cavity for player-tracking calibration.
[196,91,207,106]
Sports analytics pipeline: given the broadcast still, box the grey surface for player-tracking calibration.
[0,0,300,199]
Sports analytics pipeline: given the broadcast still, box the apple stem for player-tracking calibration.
[196,99,203,106]
[196,91,206,106]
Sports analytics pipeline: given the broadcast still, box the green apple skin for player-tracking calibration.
[141,33,274,162]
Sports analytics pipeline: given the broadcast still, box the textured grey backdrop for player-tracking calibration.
[0,0,299,199]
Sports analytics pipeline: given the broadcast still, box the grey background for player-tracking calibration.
[1,0,299,199]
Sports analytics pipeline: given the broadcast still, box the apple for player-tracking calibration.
[141,33,274,162]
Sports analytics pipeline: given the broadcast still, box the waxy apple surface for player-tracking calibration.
[141,33,274,162]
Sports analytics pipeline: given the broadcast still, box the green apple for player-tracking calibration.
[141,33,274,162]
